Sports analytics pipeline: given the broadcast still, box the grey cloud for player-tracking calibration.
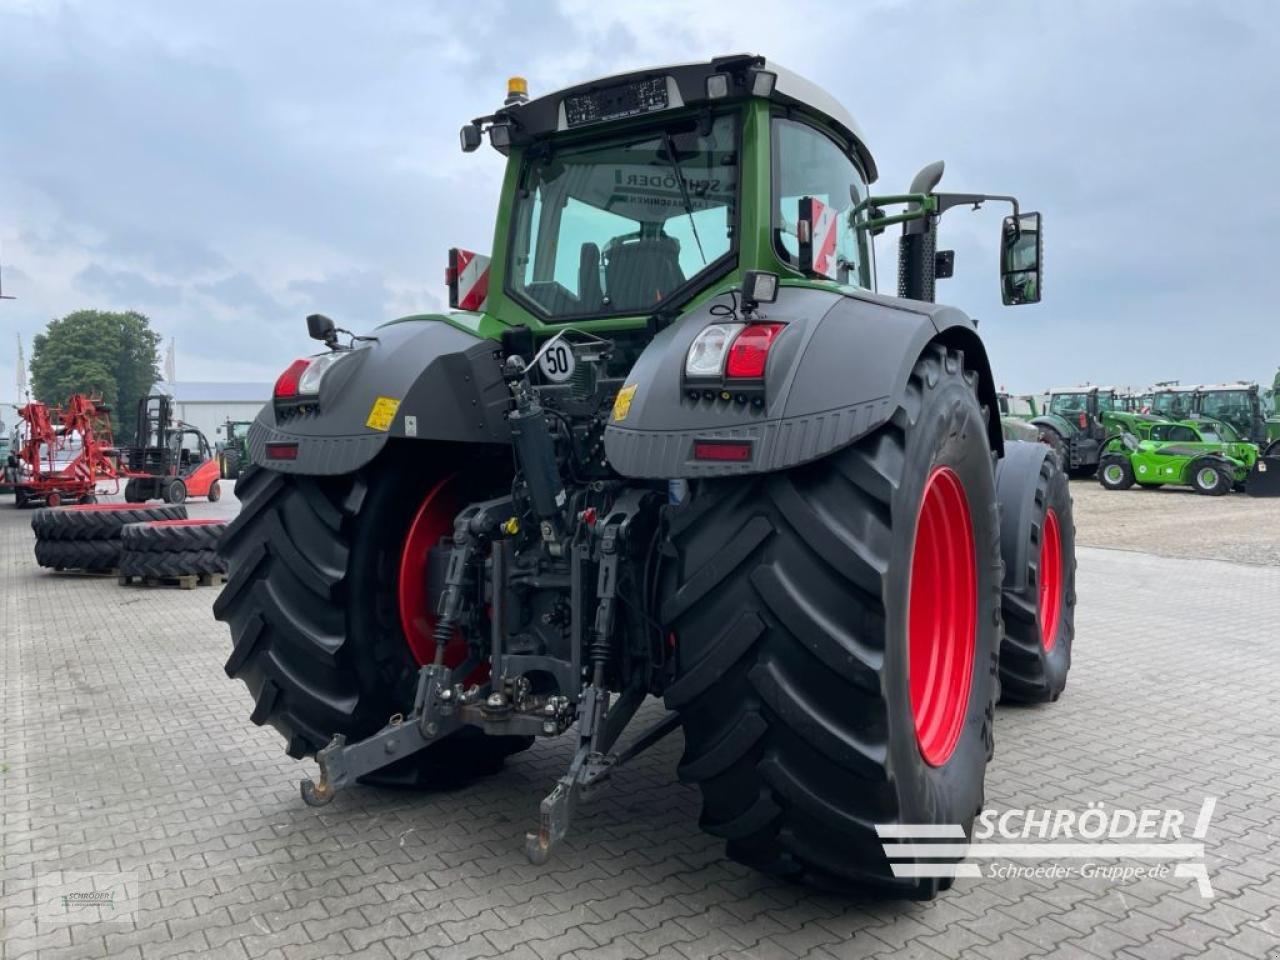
[74,264,181,305]
[288,270,394,328]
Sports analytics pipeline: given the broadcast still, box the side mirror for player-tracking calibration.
[796,197,840,280]
[306,313,337,346]
[1001,212,1042,305]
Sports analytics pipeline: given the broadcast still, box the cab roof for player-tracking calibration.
[489,54,878,182]
[1197,382,1257,392]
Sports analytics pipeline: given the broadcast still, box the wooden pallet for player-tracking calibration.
[117,571,227,590]
[47,567,120,578]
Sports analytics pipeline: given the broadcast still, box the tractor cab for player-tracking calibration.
[1150,385,1198,421]
[1194,383,1279,446]
[1045,386,1103,431]
[439,55,1040,359]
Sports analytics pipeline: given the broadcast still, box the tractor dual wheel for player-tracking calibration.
[1098,455,1134,491]
[996,444,1075,704]
[1190,460,1232,496]
[34,537,121,571]
[660,345,999,897]
[214,451,532,785]
[31,503,188,540]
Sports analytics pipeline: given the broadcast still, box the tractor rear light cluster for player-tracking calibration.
[684,322,786,381]
[274,353,347,401]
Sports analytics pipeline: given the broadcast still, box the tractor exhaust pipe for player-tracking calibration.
[898,161,945,303]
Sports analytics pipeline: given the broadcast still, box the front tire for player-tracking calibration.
[1098,455,1134,491]
[1189,460,1231,496]
[660,345,1000,896]
[214,447,531,783]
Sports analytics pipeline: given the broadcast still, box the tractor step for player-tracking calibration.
[118,571,227,590]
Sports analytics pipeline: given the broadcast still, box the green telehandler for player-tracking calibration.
[215,56,1076,896]
[1099,420,1277,497]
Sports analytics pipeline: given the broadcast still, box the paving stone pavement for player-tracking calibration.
[2,491,1279,960]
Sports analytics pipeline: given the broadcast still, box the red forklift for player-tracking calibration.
[122,395,221,504]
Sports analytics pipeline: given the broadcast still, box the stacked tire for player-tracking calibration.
[32,504,187,571]
[120,520,228,579]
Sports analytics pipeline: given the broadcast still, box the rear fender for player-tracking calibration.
[603,286,1001,478]
[247,318,509,475]
[1030,413,1074,439]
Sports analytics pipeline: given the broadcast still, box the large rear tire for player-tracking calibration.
[660,345,1000,896]
[214,446,532,784]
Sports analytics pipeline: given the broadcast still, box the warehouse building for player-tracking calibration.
[150,381,271,444]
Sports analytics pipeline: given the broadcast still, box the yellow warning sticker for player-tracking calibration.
[612,384,637,422]
[366,396,401,431]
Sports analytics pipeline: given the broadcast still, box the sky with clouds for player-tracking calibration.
[2,0,1277,398]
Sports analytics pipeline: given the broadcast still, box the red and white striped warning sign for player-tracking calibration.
[448,248,491,312]
[806,197,839,280]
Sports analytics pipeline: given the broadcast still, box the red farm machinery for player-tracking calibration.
[11,394,120,507]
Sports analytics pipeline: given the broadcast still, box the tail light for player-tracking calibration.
[685,322,786,381]
[1078,412,1088,429]
[275,359,311,399]
[274,353,347,401]
[725,323,785,379]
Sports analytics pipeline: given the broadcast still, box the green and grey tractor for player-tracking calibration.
[1030,385,1163,475]
[217,418,253,480]
[996,393,1040,443]
[215,56,1076,897]
[1193,382,1280,451]
[1099,420,1277,497]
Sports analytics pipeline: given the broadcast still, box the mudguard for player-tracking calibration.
[995,441,1054,593]
[1030,413,1076,439]
[604,285,1000,478]
[247,318,509,475]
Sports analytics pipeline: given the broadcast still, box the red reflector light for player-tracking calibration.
[694,440,752,462]
[1078,412,1088,429]
[274,358,312,399]
[265,442,299,460]
[725,323,784,379]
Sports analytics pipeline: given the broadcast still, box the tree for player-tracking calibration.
[29,310,161,441]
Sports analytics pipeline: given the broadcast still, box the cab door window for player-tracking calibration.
[771,117,870,287]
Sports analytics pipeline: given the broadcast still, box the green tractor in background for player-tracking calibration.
[1030,385,1163,475]
[996,392,1040,443]
[1194,383,1280,452]
[1098,420,1274,497]
[217,419,253,480]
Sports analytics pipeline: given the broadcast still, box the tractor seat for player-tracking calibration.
[604,235,685,312]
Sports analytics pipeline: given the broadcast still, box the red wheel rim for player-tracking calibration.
[908,466,977,768]
[1038,508,1063,651]
[398,475,473,670]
